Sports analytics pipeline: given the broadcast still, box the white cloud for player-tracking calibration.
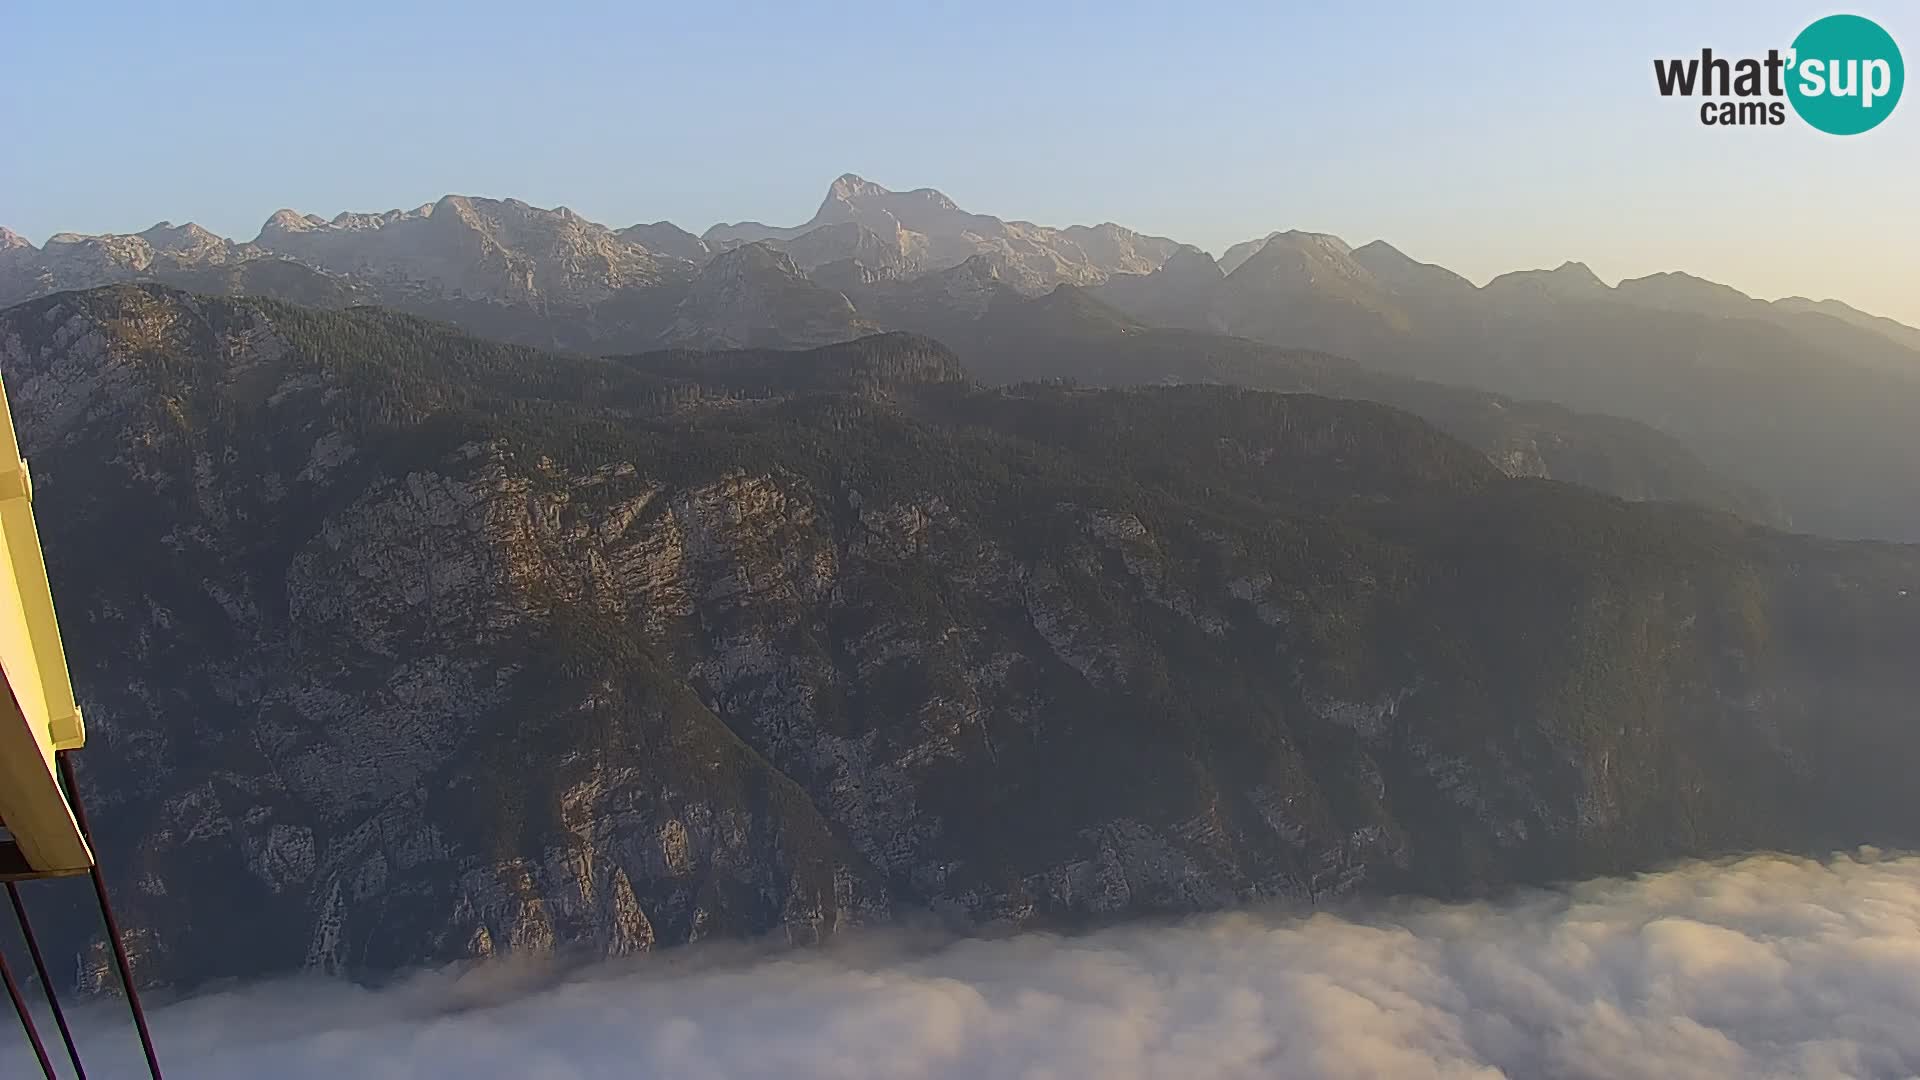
[10,850,1920,1079]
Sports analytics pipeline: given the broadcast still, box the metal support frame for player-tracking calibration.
[57,753,161,1080]
[2,934,56,1078]
[8,882,86,1077]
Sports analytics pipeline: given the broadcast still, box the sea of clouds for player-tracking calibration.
[7,850,1919,1079]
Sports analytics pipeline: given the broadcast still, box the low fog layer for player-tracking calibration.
[10,851,1918,1079]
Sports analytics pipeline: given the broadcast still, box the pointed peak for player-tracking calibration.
[1350,240,1477,295]
[827,173,892,202]
[261,209,315,234]
[138,220,222,244]
[0,226,35,252]
[1272,230,1354,254]
[708,239,802,275]
[909,186,960,208]
[1352,239,1412,263]
[1158,244,1223,278]
[618,220,710,262]
[1228,231,1358,269]
[814,175,962,228]
[1234,230,1362,275]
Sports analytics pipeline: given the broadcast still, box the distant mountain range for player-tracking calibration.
[5,175,1920,539]
[0,174,1185,311]
[1081,233,1920,540]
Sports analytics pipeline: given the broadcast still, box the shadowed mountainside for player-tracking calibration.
[4,284,1917,994]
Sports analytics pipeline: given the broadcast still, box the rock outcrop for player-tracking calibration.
[252,195,673,303]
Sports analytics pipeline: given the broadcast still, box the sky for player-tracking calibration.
[4,0,1917,323]
[9,851,1920,1078]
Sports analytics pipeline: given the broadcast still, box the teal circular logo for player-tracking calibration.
[1787,14,1904,134]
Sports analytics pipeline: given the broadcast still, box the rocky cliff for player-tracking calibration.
[252,195,674,304]
[4,284,1918,996]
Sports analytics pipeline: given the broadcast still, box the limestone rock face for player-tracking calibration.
[705,174,1184,295]
[251,195,672,304]
[5,284,1920,997]
[0,221,244,301]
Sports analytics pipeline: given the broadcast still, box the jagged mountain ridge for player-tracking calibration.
[1087,234,1920,540]
[1774,295,1920,356]
[9,175,1916,352]
[252,194,677,304]
[8,176,1920,538]
[657,242,879,349]
[0,207,1816,527]
[851,283,1784,525]
[0,174,1194,311]
[705,173,1184,293]
[4,284,1918,996]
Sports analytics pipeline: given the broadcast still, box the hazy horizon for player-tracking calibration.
[6,0,1916,323]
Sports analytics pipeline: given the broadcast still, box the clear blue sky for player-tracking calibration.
[6,0,1916,323]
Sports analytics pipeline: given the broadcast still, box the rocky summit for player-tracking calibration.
[251,195,673,304]
[4,283,1918,995]
[703,173,1182,292]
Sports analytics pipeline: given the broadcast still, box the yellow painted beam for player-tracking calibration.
[0,369,92,878]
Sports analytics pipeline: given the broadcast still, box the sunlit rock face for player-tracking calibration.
[3,283,1918,995]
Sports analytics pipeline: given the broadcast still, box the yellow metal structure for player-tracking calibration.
[0,368,91,880]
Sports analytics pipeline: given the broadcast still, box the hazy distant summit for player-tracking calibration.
[814,172,964,228]
[700,173,1183,293]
